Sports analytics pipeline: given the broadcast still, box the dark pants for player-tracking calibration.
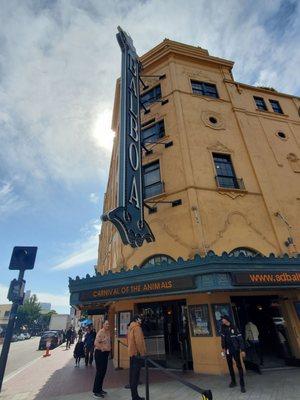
[130,356,143,400]
[226,352,245,387]
[93,350,110,394]
[66,339,71,349]
[85,347,94,365]
[75,357,81,365]
[249,340,263,365]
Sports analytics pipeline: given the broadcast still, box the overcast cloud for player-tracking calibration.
[0,0,299,312]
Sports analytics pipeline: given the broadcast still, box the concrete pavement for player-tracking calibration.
[0,337,41,377]
[1,341,300,400]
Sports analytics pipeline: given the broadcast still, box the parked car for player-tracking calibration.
[17,333,26,341]
[23,332,31,339]
[12,334,18,342]
[38,331,61,350]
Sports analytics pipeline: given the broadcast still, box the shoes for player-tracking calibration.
[100,390,107,395]
[241,386,246,393]
[133,397,145,400]
[229,382,237,388]
[93,393,104,398]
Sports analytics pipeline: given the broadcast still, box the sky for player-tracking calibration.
[0,0,299,313]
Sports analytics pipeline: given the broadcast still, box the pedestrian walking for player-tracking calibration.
[78,328,83,341]
[220,315,246,393]
[84,325,96,366]
[73,337,85,367]
[92,321,111,398]
[65,327,72,349]
[128,315,146,400]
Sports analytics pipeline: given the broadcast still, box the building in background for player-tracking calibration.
[0,304,12,335]
[70,39,300,374]
[24,290,31,301]
[39,303,51,314]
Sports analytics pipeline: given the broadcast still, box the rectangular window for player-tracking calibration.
[143,161,163,198]
[269,99,283,114]
[213,153,241,189]
[141,120,165,144]
[254,96,267,111]
[191,80,219,98]
[141,85,162,107]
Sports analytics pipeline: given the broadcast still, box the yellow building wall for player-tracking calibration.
[96,39,300,374]
[111,289,300,374]
[98,39,300,272]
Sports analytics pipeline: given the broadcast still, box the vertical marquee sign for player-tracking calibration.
[101,27,155,248]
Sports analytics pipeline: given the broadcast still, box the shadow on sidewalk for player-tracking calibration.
[33,352,196,399]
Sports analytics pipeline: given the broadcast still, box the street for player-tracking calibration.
[0,337,41,378]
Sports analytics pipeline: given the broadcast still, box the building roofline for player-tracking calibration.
[225,79,300,100]
[140,38,234,70]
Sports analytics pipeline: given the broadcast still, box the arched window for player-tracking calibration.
[229,247,259,257]
[141,254,175,268]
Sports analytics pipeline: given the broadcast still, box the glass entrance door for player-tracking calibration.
[137,299,193,370]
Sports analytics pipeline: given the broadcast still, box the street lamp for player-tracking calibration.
[0,246,37,392]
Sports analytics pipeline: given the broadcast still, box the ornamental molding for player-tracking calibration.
[202,110,226,130]
[207,141,233,154]
[208,211,277,250]
[217,190,245,199]
[183,69,217,85]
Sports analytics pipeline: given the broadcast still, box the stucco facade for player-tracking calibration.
[98,39,300,274]
[70,39,300,375]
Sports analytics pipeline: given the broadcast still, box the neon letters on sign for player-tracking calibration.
[101,27,154,247]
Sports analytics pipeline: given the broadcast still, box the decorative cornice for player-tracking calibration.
[69,251,300,289]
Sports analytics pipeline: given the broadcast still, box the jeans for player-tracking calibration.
[93,350,110,393]
[130,356,143,400]
[226,352,245,387]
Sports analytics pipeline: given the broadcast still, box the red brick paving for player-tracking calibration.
[2,343,196,399]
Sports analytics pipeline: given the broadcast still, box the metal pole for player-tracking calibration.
[115,340,123,370]
[0,270,24,392]
[145,357,150,400]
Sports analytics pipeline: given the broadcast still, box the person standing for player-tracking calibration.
[128,315,146,400]
[245,320,263,366]
[84,325,96,366]
[221,315,246,393]
[92,321,111,398]
[65,327,72,349]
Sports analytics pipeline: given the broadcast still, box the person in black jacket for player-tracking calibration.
[220,315,246,393]
[73,337,85,367]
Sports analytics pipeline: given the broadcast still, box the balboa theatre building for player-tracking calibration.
[70,35,300,374]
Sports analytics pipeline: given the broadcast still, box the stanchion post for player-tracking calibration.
[145,357,150,400]
[115,340,123,370]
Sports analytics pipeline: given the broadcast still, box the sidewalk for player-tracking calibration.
[1,343,300,400]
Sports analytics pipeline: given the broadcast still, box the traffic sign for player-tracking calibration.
[9,246,37,270]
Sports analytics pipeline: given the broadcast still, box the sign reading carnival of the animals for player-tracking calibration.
[101,27,155,248]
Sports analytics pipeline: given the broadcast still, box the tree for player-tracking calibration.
[15,295,41,333]
[38,310,57,332]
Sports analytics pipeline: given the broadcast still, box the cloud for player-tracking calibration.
[35,291,69,308]
[51,221,100,270]
[0,282,68,308]
[0,283,10,304]
[89,192,99,204]
[0,181,27,219]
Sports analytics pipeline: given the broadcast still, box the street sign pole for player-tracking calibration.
[0,269,24,392]
[0,246,37,393]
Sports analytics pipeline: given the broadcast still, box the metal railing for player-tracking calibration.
[115,339,213,400]
[215,175,245,190]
